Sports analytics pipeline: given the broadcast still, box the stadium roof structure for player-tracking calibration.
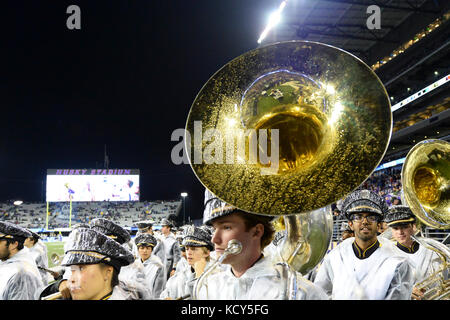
[258,0,449,65]
[259,0,450,163]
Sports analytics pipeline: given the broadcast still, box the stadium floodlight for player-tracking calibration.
[181,193,188,224]
[257,1,288,44]
[13,200,23,206]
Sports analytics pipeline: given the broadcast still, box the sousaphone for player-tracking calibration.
[185,41,392,277]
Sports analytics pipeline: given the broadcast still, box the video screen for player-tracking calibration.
[46,169,140,202]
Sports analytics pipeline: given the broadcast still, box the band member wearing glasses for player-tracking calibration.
[314,190,415,300]
[194,190,328,300]
[384,205,445,300]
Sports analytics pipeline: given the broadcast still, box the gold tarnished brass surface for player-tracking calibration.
[186,41,392,216]
[402,139,450,229]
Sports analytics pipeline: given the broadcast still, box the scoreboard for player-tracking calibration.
[46,169,140,202]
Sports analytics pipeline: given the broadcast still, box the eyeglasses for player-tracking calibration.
[351,214,379,223]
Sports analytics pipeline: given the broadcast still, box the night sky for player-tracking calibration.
[3,0,278,220]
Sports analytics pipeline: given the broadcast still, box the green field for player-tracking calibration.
[44,241,65,268]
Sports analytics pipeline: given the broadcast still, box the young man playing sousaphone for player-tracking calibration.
[194,190,328,300]
[314,189,415,299]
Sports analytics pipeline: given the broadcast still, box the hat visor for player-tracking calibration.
[387,218,415,227]
[204,206,238,225]
[62,251,109,267]
[346,206,382,219]
[136,242,155,247]
[183,238,214,251]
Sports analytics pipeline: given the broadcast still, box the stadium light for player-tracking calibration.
[13,200,23,206]
[257,1,288,44]
[181,193,188,224]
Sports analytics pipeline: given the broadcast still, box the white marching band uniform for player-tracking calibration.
[392,238,443,284]
[314,237,415,300]
[139,254,166,298]
[0,247,44,300]
[196,255,329,300]
[28,240,50,286]
[160,259,215,300]
[161,231,181,278]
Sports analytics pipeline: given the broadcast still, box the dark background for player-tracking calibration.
[3,0,278,220]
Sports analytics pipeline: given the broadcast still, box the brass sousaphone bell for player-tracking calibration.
[401,139,450,300]
[185,41,392,276]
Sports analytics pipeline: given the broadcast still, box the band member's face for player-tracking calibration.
[69,264,113,300]
[0,239,11,261]
[161,226,170,235]
[349,213,380,242]
[138,245,153,261]
[211,213,254,265]
[185,246,209,266]
[391,224,414,244]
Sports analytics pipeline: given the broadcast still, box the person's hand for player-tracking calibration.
[193,259,208,278]
[58,280,72,300]
[49,270,61,280]
[411,286,425,300]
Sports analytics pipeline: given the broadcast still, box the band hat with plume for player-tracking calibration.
[384,205,416,226]
[182,225,214,251]
[134,233,157,247]
[202,189,239,226]
[91,218,131,245]
[341,189,389,220]
[62,228,134,272]
[0,221,32,240]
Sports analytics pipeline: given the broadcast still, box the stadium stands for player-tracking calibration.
[0,200,182,230]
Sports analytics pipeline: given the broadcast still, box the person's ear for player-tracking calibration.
[253,224,264,238]
[103,265,113,281]
[348,221,354,231]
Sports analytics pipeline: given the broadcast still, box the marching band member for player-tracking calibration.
[384,205,444,300]
[55,227,135,300]
[314,190,415,300]
[194,191,328,300]
[134,233,166,298]
[159,218,182,279]
[134,220,166,266]
[24,230,50,286]
[160,225,214,300]
[0,221,44,300]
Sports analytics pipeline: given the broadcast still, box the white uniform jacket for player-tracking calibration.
[314,237,415,300]
[0,248,44,300]
[196,256,328,300]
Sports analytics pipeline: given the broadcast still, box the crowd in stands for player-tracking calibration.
[0,200,181,230]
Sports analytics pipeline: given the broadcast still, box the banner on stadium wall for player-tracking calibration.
[46,169,140,202]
